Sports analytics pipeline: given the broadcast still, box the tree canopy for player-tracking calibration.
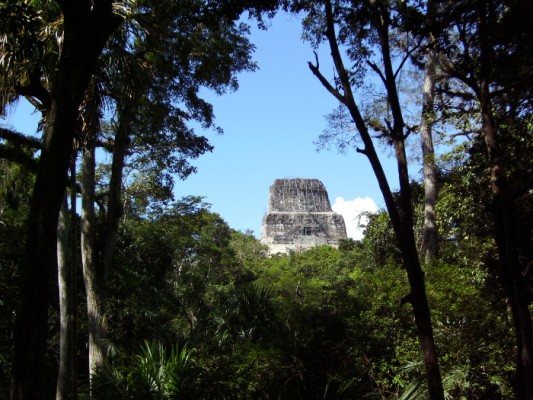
[0,0,531,399]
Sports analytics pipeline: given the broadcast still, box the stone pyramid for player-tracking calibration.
[260,178,347,254]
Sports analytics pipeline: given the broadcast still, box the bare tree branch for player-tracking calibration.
[394,38,423,79]
[307,60,345,103]
[366,60,387,86]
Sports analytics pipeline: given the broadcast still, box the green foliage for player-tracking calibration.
[229,230,268,270]
[437,130,532,292]
[215,283,276,344]
[2,2,530,397]
[359,211,402,268]
[0,160,34,398]
[250,247,367,398]
[0,169,520,398]
[337,205,516,399]
[105,197,239,347]
[89,340,195,399]
[0,0,42,101]
[426,263,514,399]
[436,141,495,269]
[0,149,520,399]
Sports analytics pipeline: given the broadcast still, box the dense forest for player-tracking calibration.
[0,0,531,399]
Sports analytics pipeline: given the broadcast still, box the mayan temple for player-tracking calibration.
[260,178,347,254]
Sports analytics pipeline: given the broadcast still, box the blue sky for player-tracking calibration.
[3,12,411,239]
[173,13,397,237]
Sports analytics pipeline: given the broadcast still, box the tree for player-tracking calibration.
[418,1,533,396]
[90,341,196,399]
[2,1,281,397]
[80,83,106,387]
[0,159,35,400]
[290,0,444,397]
[78,0,276,383]
[418,0,439,264]
[2,2,121,397]
[56,176,78,400]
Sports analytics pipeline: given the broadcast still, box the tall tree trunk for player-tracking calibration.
[419,47,439,264]
[479,82,533,400]
[81,80,128,391]
[81,80,109,389]
[477,4,533,398]
[392,129,443,400]
[11,96,79,400]
[56,160,78,400]
[479,86,533,400]
[102,112,129,277]
[56,199,71,400]
[10,5,119,398]
[81,135,107,386]
[373,5,443,398]
[307,2,444,398]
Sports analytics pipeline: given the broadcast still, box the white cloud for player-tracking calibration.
[332,196,379,240]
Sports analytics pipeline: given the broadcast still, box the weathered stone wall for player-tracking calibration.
[267,178,332,212]
[261,179,347,254]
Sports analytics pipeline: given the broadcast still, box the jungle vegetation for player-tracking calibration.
[0,0,531,399]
